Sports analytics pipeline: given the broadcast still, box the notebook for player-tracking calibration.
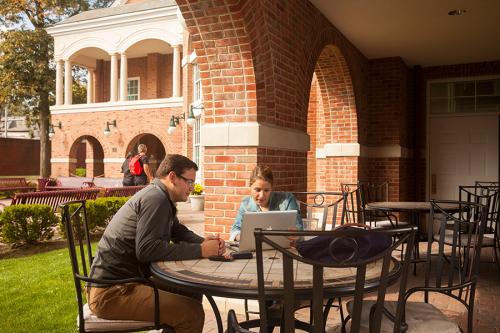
[238,210,298,252]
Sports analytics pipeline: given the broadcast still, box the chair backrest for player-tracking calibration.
[427,200,488,304]
[342,184,365,225]
[60,200,93,331]
[291,191,347,230]
[459,185,499,235]
[364,181,389,203]
[254,226,416,333]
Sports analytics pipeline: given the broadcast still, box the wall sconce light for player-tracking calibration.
[167,114,185,135]
[48,121,62,139]
[104,120,117,137]
[190,104,204,118]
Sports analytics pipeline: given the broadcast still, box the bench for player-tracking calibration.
[11,188,101,212]
[0,178,36,194]
[102,186,145,197]
[44,176,95,191]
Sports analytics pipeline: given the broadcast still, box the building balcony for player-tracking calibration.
[50,96,183,115]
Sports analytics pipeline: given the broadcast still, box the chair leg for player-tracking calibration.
[244,299,250,321]
[494,236,500,273]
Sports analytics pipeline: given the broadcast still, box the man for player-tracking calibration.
[134,143,154,185]
[87,154,223,333]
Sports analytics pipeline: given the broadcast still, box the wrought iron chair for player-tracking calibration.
[433,186,498,271]
[342,183,403,229]
[228,225,416,333]
[348,200,488,333]
[243,191,348,323]
[474,182,500,271]
[60,200,174,333]
[292,191,347,230]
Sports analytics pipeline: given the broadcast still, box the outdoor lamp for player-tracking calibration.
[104,120,117,137]
[186,107,196,127]
[167,114,185,135]
[48,121,62,139]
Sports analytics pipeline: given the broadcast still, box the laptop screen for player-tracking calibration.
[238,210,298,251]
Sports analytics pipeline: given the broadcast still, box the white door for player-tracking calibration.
[429,114,499,200]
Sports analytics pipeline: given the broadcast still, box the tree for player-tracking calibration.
[0,0,113,177]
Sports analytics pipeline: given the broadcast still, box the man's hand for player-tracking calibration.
[206,234,225,255]
[201,239,220,257]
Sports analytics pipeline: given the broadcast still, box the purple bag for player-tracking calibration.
[296,229,392,263]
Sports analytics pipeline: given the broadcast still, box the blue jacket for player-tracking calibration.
[230,192,303,240]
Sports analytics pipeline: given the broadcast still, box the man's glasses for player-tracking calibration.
[177,174,195,187]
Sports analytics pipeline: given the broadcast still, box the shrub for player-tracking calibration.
[0,204,57,245]
[75,168,86,177]
[59,197,129,237]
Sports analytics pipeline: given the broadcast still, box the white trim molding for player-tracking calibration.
[202,122,310,152]
[50,97,183,114]
[314,143,413,158]
[51,157,77,163]
[103,158,125,163]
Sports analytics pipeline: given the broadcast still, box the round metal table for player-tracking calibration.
[151,249,401,333]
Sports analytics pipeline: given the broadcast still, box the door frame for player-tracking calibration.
[426,75,500,200]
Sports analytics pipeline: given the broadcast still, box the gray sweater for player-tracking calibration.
[89,178,204,285]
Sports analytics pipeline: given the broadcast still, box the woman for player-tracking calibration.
[120,152,134,186]
[230,165,302,241]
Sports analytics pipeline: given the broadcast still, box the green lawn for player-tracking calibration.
[0,246,87,332]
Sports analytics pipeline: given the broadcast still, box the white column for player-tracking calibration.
[172,45,181,97]
[87,69,94,104]
[55,60,64,106]
[64,60,73,105]
[119,53,128,101]
[110,53,118,102]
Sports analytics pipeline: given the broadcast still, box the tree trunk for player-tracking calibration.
[39,90,51,178]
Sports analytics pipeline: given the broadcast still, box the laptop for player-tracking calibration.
[238,210,298,251]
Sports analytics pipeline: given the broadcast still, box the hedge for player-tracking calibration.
[59,196,129,237]
[0,197,129,243]
[0,204,57,245]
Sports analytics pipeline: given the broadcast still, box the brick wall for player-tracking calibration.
[365,57,415,201]
[0,138,40,175]
[50,106,184,178]
[94,54,174,103]
[178,0,371,236]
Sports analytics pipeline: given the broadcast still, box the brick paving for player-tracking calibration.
[177,205,500,333]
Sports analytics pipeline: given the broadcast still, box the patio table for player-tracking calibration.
[151,249,401,333]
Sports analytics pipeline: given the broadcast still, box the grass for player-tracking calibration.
[0,244,95,332]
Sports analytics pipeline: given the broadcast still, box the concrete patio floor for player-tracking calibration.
[178,203,500,333]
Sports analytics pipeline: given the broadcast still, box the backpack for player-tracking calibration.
[129,155,143,176]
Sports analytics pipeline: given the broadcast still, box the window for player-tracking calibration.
[429,78,500,114]
[194,118,201,167]
[127,78,140,100]
[192,64,203,174]
[193,64,202,104]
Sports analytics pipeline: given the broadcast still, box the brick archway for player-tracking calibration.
[125,133,166,176]
[68,136,104,177]
[177,0,369,239]
[307,44,359,192]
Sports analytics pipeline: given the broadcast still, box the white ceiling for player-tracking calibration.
[309,0,500,67]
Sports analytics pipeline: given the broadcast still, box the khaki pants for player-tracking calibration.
[88,283,204,333]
